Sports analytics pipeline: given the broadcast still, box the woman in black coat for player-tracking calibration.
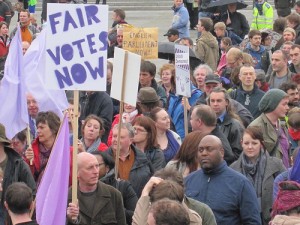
[92,151,138,225]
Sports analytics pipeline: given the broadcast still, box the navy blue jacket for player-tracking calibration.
[185,161,262,225]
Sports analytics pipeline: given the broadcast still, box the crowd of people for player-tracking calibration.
[1,0,300,225]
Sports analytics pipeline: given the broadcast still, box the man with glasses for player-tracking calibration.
[184,135,262,225]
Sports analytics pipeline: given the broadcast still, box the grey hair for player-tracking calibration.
[113,122,135,138]
[193,64,213,78]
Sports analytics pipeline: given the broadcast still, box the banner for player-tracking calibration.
[123,27,158,59]
[46,4,108,90]
[175,44,191,97]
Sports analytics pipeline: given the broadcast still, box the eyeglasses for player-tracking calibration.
[133,127,147,134]
[198,146,221,153]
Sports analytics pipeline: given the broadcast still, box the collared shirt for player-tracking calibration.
[217,111,227,124]
[114,147,135,181]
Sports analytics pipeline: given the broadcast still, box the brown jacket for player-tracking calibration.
[67,181,126,225]
[195,31,219,71]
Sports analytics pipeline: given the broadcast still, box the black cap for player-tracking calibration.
[205,74,221,84]
[163,28,179,37]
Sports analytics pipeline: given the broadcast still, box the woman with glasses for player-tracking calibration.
[132,116,165,171]
[230,126,286,225]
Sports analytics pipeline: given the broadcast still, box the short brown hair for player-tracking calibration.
[193,105,217,126]
[149,199,190,225]
[36,111,60,136]
[214,22,226,30]
[150,180,184,203]
[113,8,125,20]
[248,30,261,39]
[287,13,300,27]
[199,17,213,31]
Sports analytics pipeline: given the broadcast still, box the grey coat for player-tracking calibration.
[230,152,286,225]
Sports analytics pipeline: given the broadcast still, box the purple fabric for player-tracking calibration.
[279,128,290,168]
[0,26,29,139]
[36,114,70,225]
[23,29,68,119]
[290,147,300,183]
[164,130,180,163]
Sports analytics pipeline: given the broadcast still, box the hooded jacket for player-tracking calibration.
[172,3,190,38]
[244,43,270,73]
[195,31,219,71]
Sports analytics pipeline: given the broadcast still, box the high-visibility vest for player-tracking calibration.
[251,2,274,30]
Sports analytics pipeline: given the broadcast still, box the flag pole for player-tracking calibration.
[183,97,188,137]
[72,90,79,203]
[115,51,128,180]
[26,126,33,165]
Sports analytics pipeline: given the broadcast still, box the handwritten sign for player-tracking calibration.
[46,4,108,90]
[175,44,191,97]
[123,27,158,59]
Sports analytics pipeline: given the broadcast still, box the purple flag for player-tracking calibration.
[0,26,28,139]
[290,149,300,183]
[36,114,70,225]
[23,29,68,119]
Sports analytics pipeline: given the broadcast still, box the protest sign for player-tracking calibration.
[123,27,158,59]
[110,48,141,106]
[175,44,191,97]
[46,4,108,90]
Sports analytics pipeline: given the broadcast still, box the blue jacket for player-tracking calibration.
[184,161,262,225]
[172,3,190,38]
[168,87,202,139]
[217,29,243,46]
[244,43,270,73]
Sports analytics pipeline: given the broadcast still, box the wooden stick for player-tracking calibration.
[115,51,128,180]
[26,125,33,165]
[183,97,188,137]
[72,90,79,204]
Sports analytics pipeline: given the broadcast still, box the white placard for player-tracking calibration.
[46,4,108,90]
[175,44,191,97]
[110,48,141,106]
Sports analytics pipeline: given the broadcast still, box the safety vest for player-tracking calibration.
[251,2,274,30]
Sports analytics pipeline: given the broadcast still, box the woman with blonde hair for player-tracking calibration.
[159,64,176,98]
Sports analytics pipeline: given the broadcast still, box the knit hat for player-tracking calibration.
[0,123,10,145]
[258,89,288,113]
[137,87,160,104]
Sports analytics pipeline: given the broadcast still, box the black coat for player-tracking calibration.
[107,145,153,198]
[100,169,138,225]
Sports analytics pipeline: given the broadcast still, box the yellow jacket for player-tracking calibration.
[251,1,274,30]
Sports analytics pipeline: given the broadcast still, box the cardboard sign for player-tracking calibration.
[110,48,141,106]
[46,4,108,90]
[175,44,191,97]
[123,27,158,59]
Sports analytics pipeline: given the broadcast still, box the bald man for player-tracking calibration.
[184,135,261,225]
[66,152,126,225]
